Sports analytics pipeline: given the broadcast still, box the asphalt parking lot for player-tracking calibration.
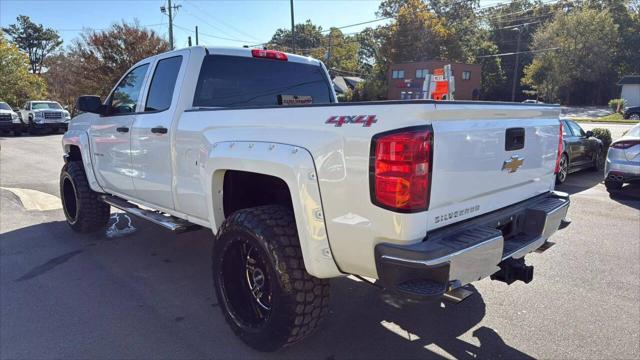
[1,128,638,359]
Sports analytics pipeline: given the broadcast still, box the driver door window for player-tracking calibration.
[107,64,149,115]
[567,121,585,137]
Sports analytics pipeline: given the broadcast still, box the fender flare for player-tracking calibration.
[62,129,104,193]
[202,141,342,279]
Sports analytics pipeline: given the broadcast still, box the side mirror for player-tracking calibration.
[77,95,103,114]
[585,130,594,138]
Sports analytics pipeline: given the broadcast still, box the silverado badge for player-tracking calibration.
[502,155,524,173]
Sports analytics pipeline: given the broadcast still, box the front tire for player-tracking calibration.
[60,161,111,233]
[27,118,38,135]
[212,205,330,352]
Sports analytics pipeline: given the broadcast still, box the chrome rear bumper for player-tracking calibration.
[375,191,570,300]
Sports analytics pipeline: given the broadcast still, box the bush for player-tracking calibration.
[591,127,612,148]
[608,99,626,113]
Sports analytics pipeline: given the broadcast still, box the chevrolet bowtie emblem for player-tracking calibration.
[502,155,524,173]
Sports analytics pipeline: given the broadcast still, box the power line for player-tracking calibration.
[476,47,559,58]
[321,17,392,33]
[182,0,263,42]
[55,23,165,32]
[173,23,257,44]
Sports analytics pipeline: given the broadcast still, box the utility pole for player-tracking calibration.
[188,36,192,46]
[168,0,174,50]
[195,26,199,45]
[290,0,295,53]
[160,0,181,50]
[511,26,523,102]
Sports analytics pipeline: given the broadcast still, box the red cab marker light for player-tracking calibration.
[251,49,288,61]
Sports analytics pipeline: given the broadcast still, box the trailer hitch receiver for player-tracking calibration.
[490,257,533,285]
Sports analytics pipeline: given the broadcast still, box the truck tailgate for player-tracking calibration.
[427,103,561,230]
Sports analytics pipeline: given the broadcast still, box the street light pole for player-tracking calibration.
[290,0,295,53]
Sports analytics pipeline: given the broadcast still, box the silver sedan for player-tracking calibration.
[605,123,640,191]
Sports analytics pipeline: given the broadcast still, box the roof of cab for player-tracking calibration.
[129,46,324,71]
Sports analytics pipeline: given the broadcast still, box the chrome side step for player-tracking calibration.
[100,195,199,233]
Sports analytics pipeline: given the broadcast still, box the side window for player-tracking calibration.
[23,102,29,110]
[568,121,585,137]
[145,56,183,112]
[107,64,149,115]
[562,121,571,137]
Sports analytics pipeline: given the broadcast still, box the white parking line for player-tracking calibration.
[0,187,62,211]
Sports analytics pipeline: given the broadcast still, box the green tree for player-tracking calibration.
[54,21,169,100]
[379,0,451,64]
[267,20,324,55]
[322,28,361,77]
[0,34,47,107]
[2,15,62,74]
[522,8,618,103]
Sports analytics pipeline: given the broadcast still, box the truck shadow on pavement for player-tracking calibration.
[2,216,534,360]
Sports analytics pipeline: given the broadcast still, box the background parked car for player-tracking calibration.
[0,101,23,136]
[605,123,640,192]
[623,106,640,120]
[556,119,603,184]
[18,100,71,134]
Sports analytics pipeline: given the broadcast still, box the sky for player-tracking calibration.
[1,0,505,49]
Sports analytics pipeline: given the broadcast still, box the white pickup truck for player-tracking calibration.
[61,46,570,351]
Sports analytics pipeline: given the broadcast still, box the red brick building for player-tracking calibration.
[387,60,482,100]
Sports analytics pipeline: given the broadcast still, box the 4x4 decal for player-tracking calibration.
[326,115,377,127]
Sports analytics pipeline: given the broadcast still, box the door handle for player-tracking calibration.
[151,126,168,134]
[116,127,129,133]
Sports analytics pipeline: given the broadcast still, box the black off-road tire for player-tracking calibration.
[27,119,39,135]
[60,161,111,233]
[212,205,330,352]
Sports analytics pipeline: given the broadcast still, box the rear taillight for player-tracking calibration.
[611,140,640,149]
[554,121,564,174]
[370,126,433,212]
[251,49,288,61]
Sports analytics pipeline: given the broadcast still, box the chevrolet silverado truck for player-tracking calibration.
[60,46,570,351]
[19,100,71,134]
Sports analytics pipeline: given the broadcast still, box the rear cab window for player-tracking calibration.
[145,56,183,112]
[193,55,333,108]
